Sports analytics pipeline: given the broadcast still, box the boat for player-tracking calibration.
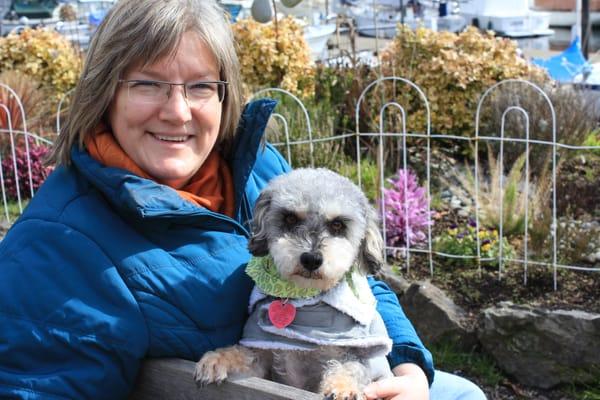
[222,0,337,61]
[7,0,58,18]
[0,0,114,49]
[335,0,466,39]
[461,0,554,38]
[303,22,336,60]
[0,0,60,36]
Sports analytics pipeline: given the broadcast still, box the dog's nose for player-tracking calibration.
[300,252,323,271]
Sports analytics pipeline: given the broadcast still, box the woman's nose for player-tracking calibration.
[158,86,192,124]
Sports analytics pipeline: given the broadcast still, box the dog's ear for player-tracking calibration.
[248,190,273,256]
[358,205,384,274]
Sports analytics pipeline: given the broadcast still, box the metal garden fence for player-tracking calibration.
[1,77,599,291]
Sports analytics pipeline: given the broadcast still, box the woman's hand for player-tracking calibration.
[363,363,429,400]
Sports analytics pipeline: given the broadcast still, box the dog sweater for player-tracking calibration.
[240,256,394,381]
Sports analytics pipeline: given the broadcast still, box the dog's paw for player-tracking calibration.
[193,345,256,387]
[194,350,229,387]
[320,360,369,400]
[321,378,365,400]
[322,390,365,400]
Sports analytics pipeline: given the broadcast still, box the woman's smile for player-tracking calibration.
[148,131,193,144]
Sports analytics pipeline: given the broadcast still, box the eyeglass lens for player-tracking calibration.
[125,81,225,105]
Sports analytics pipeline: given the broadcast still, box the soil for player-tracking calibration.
[402,254,600,315]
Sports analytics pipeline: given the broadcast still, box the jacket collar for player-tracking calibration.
[71,98,277,221]
[229,98,277,213]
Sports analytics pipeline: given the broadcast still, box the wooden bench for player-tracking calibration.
[129,358,321,400]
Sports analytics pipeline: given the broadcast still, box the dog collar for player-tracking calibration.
[246,256,321,299]
[246,255,360,300]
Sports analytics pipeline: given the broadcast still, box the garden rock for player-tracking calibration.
[377,264,410,294]
[450,196,462,210]
[478,302,600,389]
[400,281,477,350]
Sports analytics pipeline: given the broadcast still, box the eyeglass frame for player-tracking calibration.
[117,79,228,105]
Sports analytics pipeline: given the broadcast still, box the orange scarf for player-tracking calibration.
[85,129,235,217]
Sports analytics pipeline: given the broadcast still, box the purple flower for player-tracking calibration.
[382,168,433,247]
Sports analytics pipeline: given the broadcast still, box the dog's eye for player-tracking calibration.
[283,213,298,227]
[328,219,346,235]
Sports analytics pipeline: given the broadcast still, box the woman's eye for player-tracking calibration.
[189,82,212,90]
[132,81,160,88]
[187,82,216,97]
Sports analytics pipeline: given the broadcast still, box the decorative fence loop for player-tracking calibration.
[355,76,434,276]
[474,79,559,289]
[250,88,314,168]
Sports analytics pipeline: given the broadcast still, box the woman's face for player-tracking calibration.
[108,31,222,189]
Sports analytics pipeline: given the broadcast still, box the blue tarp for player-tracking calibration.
[532,37,591,83]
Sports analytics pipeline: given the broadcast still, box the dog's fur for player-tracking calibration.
[194,168,388,399]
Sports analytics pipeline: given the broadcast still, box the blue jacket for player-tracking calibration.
[0,99,433,399]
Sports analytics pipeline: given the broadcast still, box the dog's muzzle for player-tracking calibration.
[300,251,323,271]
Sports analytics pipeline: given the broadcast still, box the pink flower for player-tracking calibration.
[1,142,53,200]
[382,169,433,247]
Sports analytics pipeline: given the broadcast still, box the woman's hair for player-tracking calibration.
[50,0,243,165]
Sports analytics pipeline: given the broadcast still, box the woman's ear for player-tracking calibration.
[358,205,384,274]
[247,190,272,256]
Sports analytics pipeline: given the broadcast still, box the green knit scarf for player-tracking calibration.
[246,255,359,299]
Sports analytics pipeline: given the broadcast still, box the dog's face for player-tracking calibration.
[248,168,383,291]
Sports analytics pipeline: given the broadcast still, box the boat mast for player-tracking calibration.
[582,0,590,59]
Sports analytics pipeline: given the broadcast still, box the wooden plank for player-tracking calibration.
[128,358,322,400]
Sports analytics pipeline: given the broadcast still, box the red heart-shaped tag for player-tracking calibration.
[268,300,296,329]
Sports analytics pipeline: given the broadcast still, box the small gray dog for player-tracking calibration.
[194,168,393,399]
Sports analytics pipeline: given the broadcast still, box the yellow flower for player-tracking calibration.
[482,244,492,252]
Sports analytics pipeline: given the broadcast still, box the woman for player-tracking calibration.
[0,0,485,399]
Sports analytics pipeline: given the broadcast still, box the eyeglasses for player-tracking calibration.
[118,79,228,106]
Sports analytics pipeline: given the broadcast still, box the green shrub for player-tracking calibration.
[447,147,553,237]
[479,83,599,172]
[336,159,380,203]
[434,221,515,267]
[582,129,600,157]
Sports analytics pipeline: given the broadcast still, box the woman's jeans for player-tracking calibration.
[430,370,487,400]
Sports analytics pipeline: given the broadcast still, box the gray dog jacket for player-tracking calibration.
[240,273,394,380]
